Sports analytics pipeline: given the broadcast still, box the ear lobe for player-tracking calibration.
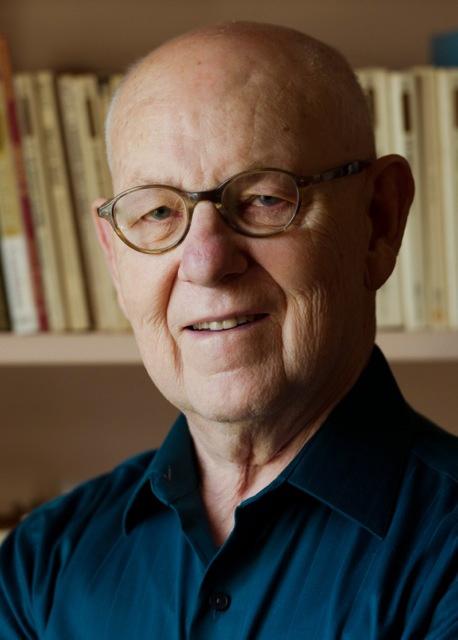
[364,245,397,291]
[364,154,415,291]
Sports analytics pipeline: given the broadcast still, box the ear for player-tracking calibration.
[364,154,415,291]
[91,197,127,316]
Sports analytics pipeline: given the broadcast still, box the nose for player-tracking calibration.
[177,201,249,286]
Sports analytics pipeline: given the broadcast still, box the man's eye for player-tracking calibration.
[143,206,173,221]
[247,194,285,208]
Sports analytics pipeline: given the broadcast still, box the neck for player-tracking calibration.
[189,410,326,546]
[184,346,374,546]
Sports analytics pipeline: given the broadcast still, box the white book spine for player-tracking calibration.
[357,68,403,329]
[413,67,449,328]
[388,71,426,329]
[0,235,38,333]
[437,69,458,328]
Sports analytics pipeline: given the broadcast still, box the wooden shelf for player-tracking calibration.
[0,332,139,365]
[376,330,458,362]
[1,330,458,365]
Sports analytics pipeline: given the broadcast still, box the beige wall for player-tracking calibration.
[1,358,457,512]
[1,0,457,73]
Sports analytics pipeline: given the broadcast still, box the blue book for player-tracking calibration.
[431,30,458,66]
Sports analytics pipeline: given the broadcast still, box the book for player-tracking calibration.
[58,73,128,330]
[14,72,67,332]
[431,31,458,67]
[387,71,427,330]
[356,68,404,329]
[413,66,449,328]
[436,68,458,328]
[99,74,123,122]
[34,70,90,331]
[0,35,47,332]
[83,74,114,203]
[0,71,39,333]
[99,73,123,171]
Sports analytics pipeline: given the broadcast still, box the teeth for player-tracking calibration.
[193,315,257,331]
[222,319,238,329]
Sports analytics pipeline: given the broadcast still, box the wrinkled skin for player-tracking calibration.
[93,25,414,543]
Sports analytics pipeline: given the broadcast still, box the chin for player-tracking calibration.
[185,402,268,427]
[179,367,291,426]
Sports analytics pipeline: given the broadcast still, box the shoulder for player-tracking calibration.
[395,409,458,636]
[0,449,157,636]
[397,407,458,546]
[1,450,156,584]
[407,407,458,483]
[10,448,157,545]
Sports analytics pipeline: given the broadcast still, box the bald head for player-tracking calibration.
[95,21,414,435]
[105,22,375,187]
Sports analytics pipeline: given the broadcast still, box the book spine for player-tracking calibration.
[437,69,458,327]
[90,76,114,197]
[357,68,404,329]
[388,71,427,329]
[58,74,97,328]
[413,67,449,327]
[14,72,67,332]
[60,73,127,331]
[82,74,129,330]
[0,75,39,333]
[35,70,90,331]
[0,36,47,330]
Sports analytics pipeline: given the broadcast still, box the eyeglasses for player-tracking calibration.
[97,160,371,254]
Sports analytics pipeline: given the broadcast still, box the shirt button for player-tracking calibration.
[209,592,231,611]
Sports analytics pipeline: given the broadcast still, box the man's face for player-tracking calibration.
[104,40,372,427]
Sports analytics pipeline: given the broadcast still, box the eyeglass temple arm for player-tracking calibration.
[298,160,371,187]
[97,201,115,220]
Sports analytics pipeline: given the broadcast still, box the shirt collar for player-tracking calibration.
[123,413,199,534]
[286,345,413,538]
[123,344,413,539]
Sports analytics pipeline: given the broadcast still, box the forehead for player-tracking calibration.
[109,43,336,192]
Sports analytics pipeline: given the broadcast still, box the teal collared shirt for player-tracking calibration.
[1,345,457,639]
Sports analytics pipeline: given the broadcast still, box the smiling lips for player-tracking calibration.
[190,314,267,331]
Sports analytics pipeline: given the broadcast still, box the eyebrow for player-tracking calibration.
[127,173,168,186]
[125,162,285,190]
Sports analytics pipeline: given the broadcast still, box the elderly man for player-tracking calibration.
[1,21,457,639]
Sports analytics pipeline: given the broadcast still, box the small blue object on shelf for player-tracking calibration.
[431,30,458,66]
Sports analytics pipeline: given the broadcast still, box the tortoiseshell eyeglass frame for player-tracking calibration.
[97,159,372,255]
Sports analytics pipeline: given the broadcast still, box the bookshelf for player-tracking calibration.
[1,331,458,365]
[1,0,458,513]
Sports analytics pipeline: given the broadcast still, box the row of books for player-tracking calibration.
[0,35,129,333]
[357,67,458,330]
[0,32,457,332]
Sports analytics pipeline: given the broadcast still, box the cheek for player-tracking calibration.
[114,251,185,400]
[299,211,368,303]
[262,218,366,358]
[115,249,174,332]
[263,220,353,309]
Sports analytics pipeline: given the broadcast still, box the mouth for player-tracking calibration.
[186,313,268,332]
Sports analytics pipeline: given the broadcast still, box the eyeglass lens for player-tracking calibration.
[113,170,299,251]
